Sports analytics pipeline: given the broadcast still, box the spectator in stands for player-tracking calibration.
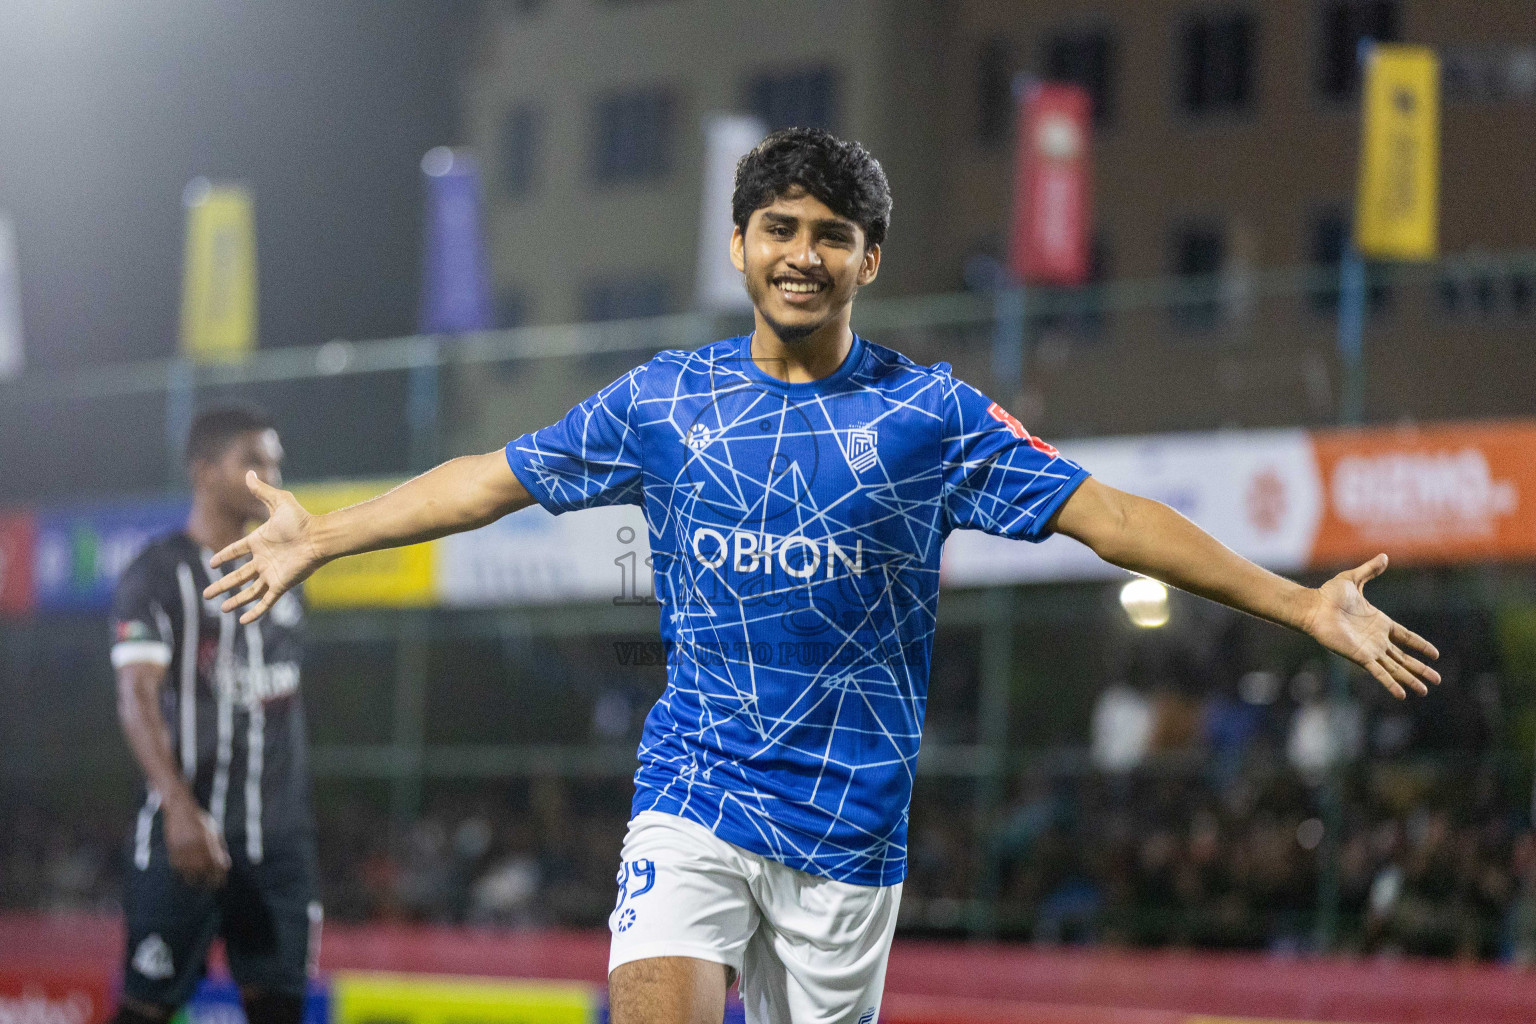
[1091,681,1153,774]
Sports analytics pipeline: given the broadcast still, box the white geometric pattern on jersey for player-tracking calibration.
[509,335,1087,884]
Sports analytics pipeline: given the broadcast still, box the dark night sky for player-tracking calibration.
[0,1,473,371]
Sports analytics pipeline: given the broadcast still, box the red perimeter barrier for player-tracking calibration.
[0,967,112,1024]
[882,941,1536,1024]
[4,914,1536,1024]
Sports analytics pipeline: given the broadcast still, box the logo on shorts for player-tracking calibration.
[843,427,879,473]
[617,907,638,932]
[857,1008,877,1024]
[132,934,174,980]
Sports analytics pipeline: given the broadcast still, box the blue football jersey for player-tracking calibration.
[506,334,1089,885]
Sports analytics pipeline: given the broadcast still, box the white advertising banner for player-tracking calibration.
[696,114,766,311]
[429,420,1536,606]
[0,214,22,379]
[438,502,652,607]
[940,429,1323,587]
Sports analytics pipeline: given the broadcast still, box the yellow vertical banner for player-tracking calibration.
[1355,44,1439,261]
[179,179,258,362]
[290,480,438,609]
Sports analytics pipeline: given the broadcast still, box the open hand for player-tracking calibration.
[202,470,322,624]
[1303,553,1440,699]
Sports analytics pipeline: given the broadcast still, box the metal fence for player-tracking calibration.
[2,251,1534,949]
[3,247,1535,505]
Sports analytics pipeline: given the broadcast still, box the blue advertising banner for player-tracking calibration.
[419,146,493,334]
[33,499,189,612]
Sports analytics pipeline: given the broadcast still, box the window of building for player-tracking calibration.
[1443,47,1536,103]
[746,67,839,132]
[1037,235,1113,340]
[591,87,677,183]
[1043,29,1116,127]
[1316,0,1400,100]
[1170,222,1225,329]
[499,104,540,198]
[1512,272,1534,315]
[1472,276,1499,314]
[1511,49,1536,100]
[1439,267,1536,319]
[1439,272,1495,316]
[1181,11,1257,114]
[581,278,670,322]
[1307,208,1391,314]
[1443,50,1498,102]
[977,37,1014,147]
[496,288,529,329]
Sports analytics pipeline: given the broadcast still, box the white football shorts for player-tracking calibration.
[608,811,902,1024]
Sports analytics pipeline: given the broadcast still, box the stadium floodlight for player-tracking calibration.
[1119,576,1170,628]
[421,145,457,177]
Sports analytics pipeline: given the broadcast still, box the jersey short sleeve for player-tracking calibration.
[504,364,647,513]
[941,375,1089,541]
[110,548,175,670]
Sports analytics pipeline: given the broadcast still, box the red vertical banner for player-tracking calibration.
[0,511,33,616]
[1007,82,1093,286]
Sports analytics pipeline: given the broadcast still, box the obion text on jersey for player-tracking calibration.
[690,527,865,580]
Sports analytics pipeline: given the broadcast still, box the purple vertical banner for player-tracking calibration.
[419,147,493,334]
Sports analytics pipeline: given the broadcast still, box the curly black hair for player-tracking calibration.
[186,402,274,465]
[732,128,892,249]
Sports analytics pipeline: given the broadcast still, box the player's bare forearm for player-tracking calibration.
[206,449,534,621]
[310,451,535,561]
[115,664,197,811]
[1053,477,1314,632]
[117,663,231,884]
[1053,477,1439,698]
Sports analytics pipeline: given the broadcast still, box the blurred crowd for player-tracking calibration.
[0,798,123,915]
[900,614,1533,960]
[907,753,1536,960]
[8,741,1535,963]
[5,605,1535,963]
[312,778,629,929]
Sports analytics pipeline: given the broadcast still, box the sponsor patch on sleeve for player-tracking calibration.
[116,620,153,642]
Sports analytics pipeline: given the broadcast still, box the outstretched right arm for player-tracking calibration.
[204,449,534,623]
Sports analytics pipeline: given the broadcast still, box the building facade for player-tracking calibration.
[461,0,948,326]
[460,0,1536,441]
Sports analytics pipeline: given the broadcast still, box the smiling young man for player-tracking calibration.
[205,129,1439,1024]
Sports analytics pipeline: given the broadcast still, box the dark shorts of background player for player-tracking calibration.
[122,821,319,1008]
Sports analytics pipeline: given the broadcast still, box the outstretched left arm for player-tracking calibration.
[1051,476,1440,699]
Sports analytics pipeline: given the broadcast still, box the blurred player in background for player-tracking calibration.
[109,404,314,1024]
[205,130,1439,1024]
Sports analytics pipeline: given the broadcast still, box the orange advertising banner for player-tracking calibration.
[1308,420,1536,568]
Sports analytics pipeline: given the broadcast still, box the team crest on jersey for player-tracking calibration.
[685,424,713,452]
[843,427,879,473]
